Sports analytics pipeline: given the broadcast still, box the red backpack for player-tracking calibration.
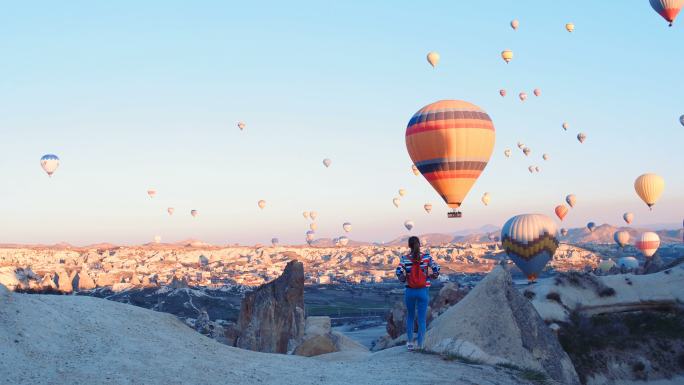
[406,254,428,288]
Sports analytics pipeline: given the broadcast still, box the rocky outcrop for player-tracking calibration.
[424,266,580,385]
[236,260,305,353]
[293,316,368,357]
[73,270,96,291]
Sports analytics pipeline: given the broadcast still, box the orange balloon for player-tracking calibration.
[554,204,569,221]
[406,100,495,210]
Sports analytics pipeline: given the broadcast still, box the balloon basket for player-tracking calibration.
[447,211,462,219]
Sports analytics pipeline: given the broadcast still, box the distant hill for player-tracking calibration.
[562,224,683,245]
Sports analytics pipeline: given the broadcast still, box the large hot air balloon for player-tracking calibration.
[499,89,506,97]
[501,214,559,282]
[406,100,495,218]
[424,203,432,213]
[510,19,519,30]
[519,92,527,102]
[522,147,531,156]
[427,51,440,68]
[237,121,246,131]
[398,188,407,197]
[481,192,490,206]
[258,200,266,209]
[623,212,634,224]
[533,88,541,97]
[565,23,575,32]
[392,197,401,208]
[404,220,414,231]
[614,230,630,248]
[310,222,318,231]
[618,256,639,269]
[634,173,665,209]
[191,210,198,218]
[566,194,576,208]
[40,154,60,177]
[310,211,318,220]
[587,222,596,232]
[167,207,175,216]
[542,153,549,161]
[562,122,569,131]
[147,189,157,198]
[650,0,684,26]
[577,133,586,143]
[636,232,660,257]
[271,238,279,247]
[343,222,352,232]
[303,211,310,219]
[560,228,569,237]
[504,149,511,158]
[338,236,349,247]
[555,205,569,221]
[322,158,332,168]
[412,164,420,176]
[501,50,513,63]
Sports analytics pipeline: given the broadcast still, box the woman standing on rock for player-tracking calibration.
[396,236,440,351]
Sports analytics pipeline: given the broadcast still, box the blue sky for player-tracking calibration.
[0,1,682,245]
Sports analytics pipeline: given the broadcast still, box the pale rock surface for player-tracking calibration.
[424,266,580,385]
[293,316,368,357]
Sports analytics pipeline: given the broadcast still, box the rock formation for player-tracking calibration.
[74,270,96,291]
[293,316,368,357]
[424,266,580,385]
[236,260,305,353]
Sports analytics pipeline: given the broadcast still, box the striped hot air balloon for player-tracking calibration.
[554,205,569,221]
[634,173,665,210]
[636,232,660,257]
[650,0,684,26]
[405,100,495,218]
[501,214,559,282]
[614,230,630,248]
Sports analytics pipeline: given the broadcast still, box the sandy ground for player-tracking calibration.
[0,290,534,385]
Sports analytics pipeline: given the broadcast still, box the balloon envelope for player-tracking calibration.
[499,89,506,97]
[566,194,576,208]
[258,200,266,209]
[427,51,440,68]
[522,147,531,156]
[533,88,541,97]
[303,211,310,219]
[636,232,660,257]
[167,207,175,215]
[542,153,549,161]
[501,50,513,63]
[322,158,331,168]
[504,149,511,158]
[587,222,596,232]
[404,220,414,231]
[338,236,349,246]
[481,192,490,206]
[310,222,318,231]
[634,173,665,209]
[237,121,246,131]
[424,203,432,213]
[577,133,586,143]
[618,257,639,270]
[614,230,630,248]
[555,205,568,221]
[562,122,569,131]
[398,188,407,197]
[623,212,634,224]
[392,197,401,208]
[560,228,568,237]
[191,210,198,217]
[511,19,519,30]
[519,92,527,101]
[405,100,495,210]
[501,214,559,282]
[680,115,684,126]
[565,23,575,32]
[342,222,352,232]
[650,0,684,26]
[412,164,420,176]
[40,154,60,177]
[310,211,318,220]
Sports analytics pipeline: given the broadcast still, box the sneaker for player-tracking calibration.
[407,343,414,351]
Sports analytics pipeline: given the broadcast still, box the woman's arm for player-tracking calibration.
[428,255,440,278]
[395,259,406,282]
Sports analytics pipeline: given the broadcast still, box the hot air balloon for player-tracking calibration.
[424,203,432,213]
[501,49,513,63]
[566,194,576,208]
[650,0,684,26]
[555,205,569,221]
[40,154,60,177]
[303,211,310,219]
[623,212,634,224]
[528,166,535,173]
[614,230,630,248]
[306,230,315,245]
[522,147,531,156]
[310,222,318,231]
[533,88,541,97]
[542,154,549,161]
[517,142,525,149]
[310,211,318,220]
[535,166,540,173]
[167,207,175,216]
[343,222,352,232]
[237,121,246,131]
[587,222,596,232]
[565,23,575,32]
[412,164,420,176]
[560,228,569,237]
[634,173,665,209]
[406,100,495,218]
[398,188,407,197]
[680,115,684,126]
[511,19,519,30]
[481,192,490,206]
[271,238,279,247]
[599,259,616,273]
[191,210,198,218]
[504,149,511,158]
[618,256,639,269]
[154,235,161,244]
[392,197,401,208]
[427,51,440,68]
[499,89,506,97]
[501,213,559,282]
[258,200,266,209]
[562,122,569,131]
[577,133,586,143]
[322,158,332,168]
[338,236,349,246]
[636,232,660,257]
[519,92,527,102]
[404,220,414,231]
[147,189,157,198]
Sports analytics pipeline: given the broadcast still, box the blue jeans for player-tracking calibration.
[405,287,429,347]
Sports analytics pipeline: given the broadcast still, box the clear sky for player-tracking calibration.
[0,1,682,245]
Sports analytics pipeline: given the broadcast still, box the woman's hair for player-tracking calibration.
[408,236,421,260]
